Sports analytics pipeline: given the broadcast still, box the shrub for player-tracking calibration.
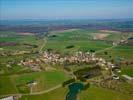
[83,83,90,90]
[62,78,75,87]
[66,45,74,49]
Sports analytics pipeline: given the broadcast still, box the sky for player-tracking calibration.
[0,0,133,20]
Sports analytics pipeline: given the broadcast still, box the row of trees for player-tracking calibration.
[73,66,102,79]
[62,78,75,87]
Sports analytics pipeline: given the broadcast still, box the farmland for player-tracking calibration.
[79,85,133,100]
[43,29,112,54]
[20,85,133,100]
[0,70,70,96]
[0,27,133,100]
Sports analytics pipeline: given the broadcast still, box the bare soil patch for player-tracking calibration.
[19,32,33,36]
[93,33,110,40]
[100,30,121,33]
[0,42,18,46]
[51,29,78,34]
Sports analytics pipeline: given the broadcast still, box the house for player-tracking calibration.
[112,74,119,80]
[0,96,14,100]
[112,42,117,46]
[122,75,133,82]
[27,80,37,87]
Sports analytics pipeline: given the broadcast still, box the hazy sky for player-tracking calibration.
[0,0,133,20]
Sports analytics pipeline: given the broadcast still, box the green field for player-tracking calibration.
[97,45,133,60]
[0,76,18,95]
[20,85,133,100]
[120,67,133,77]
[20,87,68,100]
[0,31,43,52]
[0,70,70,95]
[79,85,133,100]
[13,71,70,92]
[44,29,112,54]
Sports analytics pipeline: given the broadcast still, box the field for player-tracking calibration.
[20,84,133,100]
[0,28,133,100]
[0,70,70,96]
[20,87,68,100]
[14,71,70,92]
[79,85,133,100]
[120,66,133,77]
[97,45,133,60]
[0,76,18,95]
[0,31,43,52]
[43,29,112,54]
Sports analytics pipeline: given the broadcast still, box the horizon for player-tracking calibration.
[0,18,133,21]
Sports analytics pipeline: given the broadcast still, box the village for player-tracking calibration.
[20,51,114,71]
[19,49,133,82]
[0,30,132,100]
[1,51,133,100]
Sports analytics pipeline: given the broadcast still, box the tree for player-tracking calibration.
[90,50,95,53]
[111,59,114,64]
[104,51,108,55]
[62,78,75,87]
[83,83,90,90]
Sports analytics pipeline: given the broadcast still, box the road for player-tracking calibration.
[39,37,47,53]
[24,84,62,96]
[95,44,117,54]
[0,84,62,98]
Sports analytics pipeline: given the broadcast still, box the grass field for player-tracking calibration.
[104,32,133,42]
[120,66,133,77]
[20,87,68,100]
[43,29,112,54]
[20,84,133,100]
[97,45,133,60]
[0,70,70,95]
[0,76,18,95]
[0,31,43,52]
[0,31,18,37]
[79,85,133,100]
[11,70,70,93]
[104,33,122,41]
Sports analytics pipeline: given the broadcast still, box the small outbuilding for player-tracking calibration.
[0,96,14,100]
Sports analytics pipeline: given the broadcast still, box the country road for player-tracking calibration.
[39,37,47,53]
[95,45,117,54]
[0,84,62,98]
[24,84,62,96]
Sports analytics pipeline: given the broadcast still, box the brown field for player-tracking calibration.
[93,33,110,40]
[19,32,33,36]
[0,42,18,46]
[51,29,78,34]
[100,30,121,33]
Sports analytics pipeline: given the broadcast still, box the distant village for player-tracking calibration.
[20,51,115,71]
[19,50,133,82]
